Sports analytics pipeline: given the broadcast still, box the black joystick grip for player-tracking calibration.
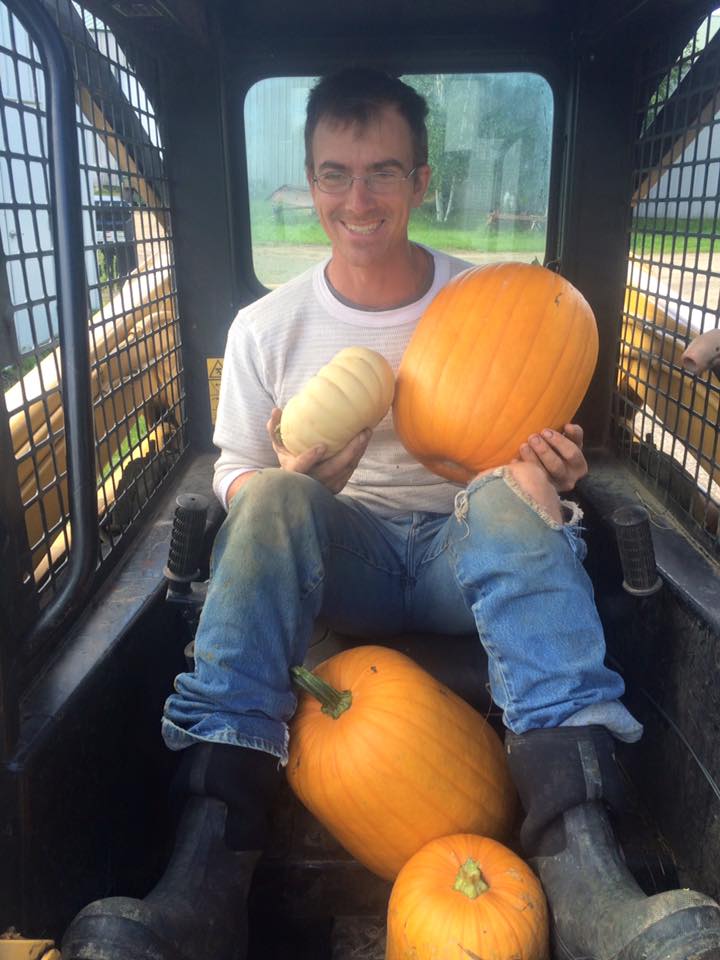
[611,504,662,596]
[165,493,209,586]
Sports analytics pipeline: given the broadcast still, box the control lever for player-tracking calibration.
[164,493,209,608]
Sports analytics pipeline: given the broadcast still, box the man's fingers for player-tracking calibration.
[517,442,540,466]
[293,444,328,472]
[518,426,588,492]
[533,430,585,468]
[266,407,327,471]
[330,429,371,468]
[267,408,284,453]
[562,423,584,449]
[267,407,282,434]
[263,408,370,493]
[536,428,579,458]
[528,434,565,478]
[311,429,371,485]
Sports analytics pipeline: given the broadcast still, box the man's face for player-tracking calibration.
[307,105,431,271]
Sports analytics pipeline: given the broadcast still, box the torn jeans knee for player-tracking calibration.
[447,466,633,734]
[455,466,586,559]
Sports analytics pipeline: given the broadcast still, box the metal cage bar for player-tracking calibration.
[614,9,720,554]
[3,0,96,658]
[0,0,186,671]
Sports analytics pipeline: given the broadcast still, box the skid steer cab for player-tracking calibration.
[152,480,691,960]
[2,0,720,958]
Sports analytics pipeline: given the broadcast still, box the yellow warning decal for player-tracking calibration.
[0,929,59,959]
[207,358,223,424]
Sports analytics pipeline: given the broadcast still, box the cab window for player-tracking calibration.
[244,73,554,289]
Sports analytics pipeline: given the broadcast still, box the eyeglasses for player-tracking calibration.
[312,167,420,195]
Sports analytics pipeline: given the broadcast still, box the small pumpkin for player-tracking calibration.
[393,261,598,483]
[386,833,549,960]
[287,645,517,880]
[278,346,394,456]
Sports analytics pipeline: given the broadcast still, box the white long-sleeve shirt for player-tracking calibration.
[212,246,470,516]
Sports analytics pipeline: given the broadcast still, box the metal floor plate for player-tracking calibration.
[331,917,386,960]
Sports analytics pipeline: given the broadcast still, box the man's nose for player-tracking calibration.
[344,177,376,207]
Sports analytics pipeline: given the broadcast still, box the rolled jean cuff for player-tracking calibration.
[561,700,644,743]
[161,716,289,764]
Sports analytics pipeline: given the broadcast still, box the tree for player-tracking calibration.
[408,74,471,222]
[406,72,552,223]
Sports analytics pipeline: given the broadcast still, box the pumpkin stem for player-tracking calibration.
[290,665,352,719]
[452,858,490,899]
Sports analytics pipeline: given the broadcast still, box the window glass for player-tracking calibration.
[244,73,554,288]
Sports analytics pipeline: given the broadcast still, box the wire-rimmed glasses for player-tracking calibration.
[312,167,420,195]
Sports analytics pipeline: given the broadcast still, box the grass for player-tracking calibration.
[631,217,719,256]
[249,199,546,255]
[1,346,56,391]
[100,414,149,481]
[410,221,545,253]
[253,205,720,258]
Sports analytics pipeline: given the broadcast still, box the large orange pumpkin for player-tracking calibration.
[287,645,517,880]
[393,261,598,484]
[386,833,549,960]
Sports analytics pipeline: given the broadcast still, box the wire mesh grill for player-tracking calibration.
[0,0,186,627]
[614,8,720,553]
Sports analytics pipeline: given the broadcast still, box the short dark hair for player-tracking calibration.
[304,67,429,169]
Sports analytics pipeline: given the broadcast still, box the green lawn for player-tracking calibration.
[100,414,148,480]
[631,217,718,256]
[249,200,546,255]
[1,346,55,391]
[253,205,720,258]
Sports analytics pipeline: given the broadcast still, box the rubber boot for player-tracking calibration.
[505,726,720,960]
[61,743,281,960]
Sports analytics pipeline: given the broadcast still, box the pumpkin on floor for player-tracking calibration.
[386,833,549,960]
[393,261,598,483]
[287,645,517,880]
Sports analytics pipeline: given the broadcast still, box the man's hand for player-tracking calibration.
[268,408,371,494]
[514,423,587,492]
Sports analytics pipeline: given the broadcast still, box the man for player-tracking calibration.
[63,68,720,960]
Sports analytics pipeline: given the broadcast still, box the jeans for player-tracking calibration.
[162,468,642,763]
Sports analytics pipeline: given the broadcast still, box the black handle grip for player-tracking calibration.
[165,493,209,586]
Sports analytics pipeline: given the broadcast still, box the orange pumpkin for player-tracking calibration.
[393,261,598,484]
[386,833,549,960]
[287,645,517,880]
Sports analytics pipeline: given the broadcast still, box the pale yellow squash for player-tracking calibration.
[278,346,394,456]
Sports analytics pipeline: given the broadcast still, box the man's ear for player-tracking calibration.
[306,166,321,212]
[411,164,432,207]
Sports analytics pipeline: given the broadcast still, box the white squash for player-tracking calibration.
[278,347,394,457]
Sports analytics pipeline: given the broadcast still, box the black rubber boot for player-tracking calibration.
[61,743,281,960]
[505,726,720,960]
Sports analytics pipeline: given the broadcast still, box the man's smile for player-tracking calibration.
[340,219,385,235]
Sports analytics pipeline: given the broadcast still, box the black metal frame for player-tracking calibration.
[0,0,190,758]
[0,390,31,755]
[3,0,96,665]
[614,7,720,555]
